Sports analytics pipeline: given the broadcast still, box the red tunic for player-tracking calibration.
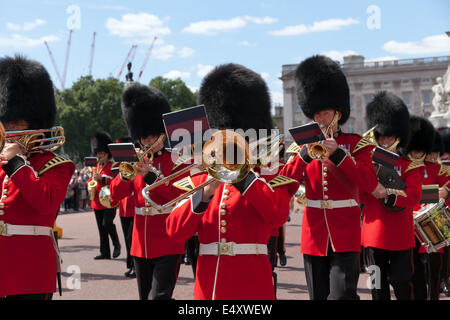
[88,161,118,210]
[0,151,75,297]
[280,133,378,256]
[361,157,423,250]
[166,171,294,300]
[110,151,188,259]
[414,161,450,253]
[118,195,135,218]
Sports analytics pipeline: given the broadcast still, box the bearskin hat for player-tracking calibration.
[121,83,171,141]
[366,91,410,148]
[431,129,444,154]
[197,63,273,132]
[295,55,350,124]
[91,131,112,156]
[0,55,56,129]
[438,127,450,154]
[398,116,435,156]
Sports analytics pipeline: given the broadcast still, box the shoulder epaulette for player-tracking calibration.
[38,154,73,176]
[352,135,376,154]
[268,175,298,188]
[286,142,300,155]
[405,160,425,174]
[172,154,192,171]
[439,164,450,177]
[173,176,196,192]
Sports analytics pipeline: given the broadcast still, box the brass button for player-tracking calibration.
[324,173,328,177]
[2,190,7,195]
[2,195,6,200]
[323,181,328,185]
[221,220,227,226]
[224,189,230,195]
[223,195,229,200]
[0,203,4,208]
[221,238,227,243]
[0,210,4,215]
[221,227,227,233]
[323,187,328,191]
[220,203,226,209]
[323,167,328,171]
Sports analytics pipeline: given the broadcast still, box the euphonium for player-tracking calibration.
[88,167,97,201]
[118,134,165,180]
[99,185,118,208]
[306,112,339,161]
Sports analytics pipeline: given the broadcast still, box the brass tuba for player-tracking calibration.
[141,130,284,212]
[306,112,339,161]
[118,134,165,181]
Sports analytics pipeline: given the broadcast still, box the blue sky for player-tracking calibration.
[1,0,449,110]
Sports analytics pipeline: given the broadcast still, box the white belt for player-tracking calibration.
[0,221,52,237]
[306,199,358,209]
[199,242,268,256]
[135,206,173,216]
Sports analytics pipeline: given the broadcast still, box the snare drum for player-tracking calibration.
[413,200,450,253]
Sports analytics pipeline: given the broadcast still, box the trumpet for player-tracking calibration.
[306,112,339,161]
[0,123,65,154]
[88,167,97,201]
[118,134,166,181]
[141,130,284,212]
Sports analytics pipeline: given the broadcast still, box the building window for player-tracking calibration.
[402,92,411,106]
[383,81,390,87]
[423,91,431,105]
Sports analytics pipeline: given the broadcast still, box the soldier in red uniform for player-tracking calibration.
[166,63,297,300]
[406,119,449,300]
[0,55,75,299]
[89,131,121,260]
[110,84,188,300]
[280,55,379,300]
[361,92,423,300]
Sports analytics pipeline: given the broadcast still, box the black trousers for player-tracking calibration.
[134,254,182,300]
[277,226,285,256]
[303,245,360,300]
[365,247,414,300]
[412,250,443,300]
[267,236,278,271]
[120,216,134,269]
[94,208,120,257]
[185,235,199,278]
[2,293,53,300]
[441,247,450,282]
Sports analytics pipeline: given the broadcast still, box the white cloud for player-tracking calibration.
[244,16,277,24]
[0,34,59,48]
[6,19,46,32]
[177,46,195,58]
[197,64,214,78]
[105,13,170,43]
[152,45,176,61]
[321,50,359,62]
[239,41,256,47]
[269,18,359,36]
[163,70,191,80]
[382,34,450,55]
[260,72,270,81]
[271,91,283,106]
[183,15,277,35]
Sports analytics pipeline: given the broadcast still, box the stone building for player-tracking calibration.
[280,55,450,145]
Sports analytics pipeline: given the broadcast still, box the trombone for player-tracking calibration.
[306,111,339,161]
[141,130,284,212]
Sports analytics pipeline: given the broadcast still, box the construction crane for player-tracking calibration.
[137,36,157,82]
[44,41,64,91]
[88,32,96,76]
[61,29,73,91]
[116,45,137,79]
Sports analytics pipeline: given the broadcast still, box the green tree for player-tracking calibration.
[149,76,197,110]
[55,76,127,164]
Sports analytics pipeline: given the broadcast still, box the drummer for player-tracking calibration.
[405,119,450,300]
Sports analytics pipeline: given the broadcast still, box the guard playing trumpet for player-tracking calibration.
[166,64,298,300]
[0,55,75,300]
[110,84,190,300]
[361,92,423,300]
[89,131,121,260]
[280,55,379,300]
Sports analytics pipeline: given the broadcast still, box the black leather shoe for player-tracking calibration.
[113,245,121,258]
[279,253,287,266]
[94,254,111,260]
[128,268,136,279]
[124,268,132,277]
[442,280,450,297]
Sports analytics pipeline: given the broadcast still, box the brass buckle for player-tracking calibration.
[320,200,332,209]
[218,242,235,256]
[0,221,10,236]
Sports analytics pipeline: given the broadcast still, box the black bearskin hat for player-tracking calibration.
[431,129,444,154]
[0,55,56,129]
[438,127,450,154]
[121,83,171,141]
[366,91,410,148]
[91,131,112,156]
[197,63,273,132]
[295,55,350,124]
[398,116,435,156]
